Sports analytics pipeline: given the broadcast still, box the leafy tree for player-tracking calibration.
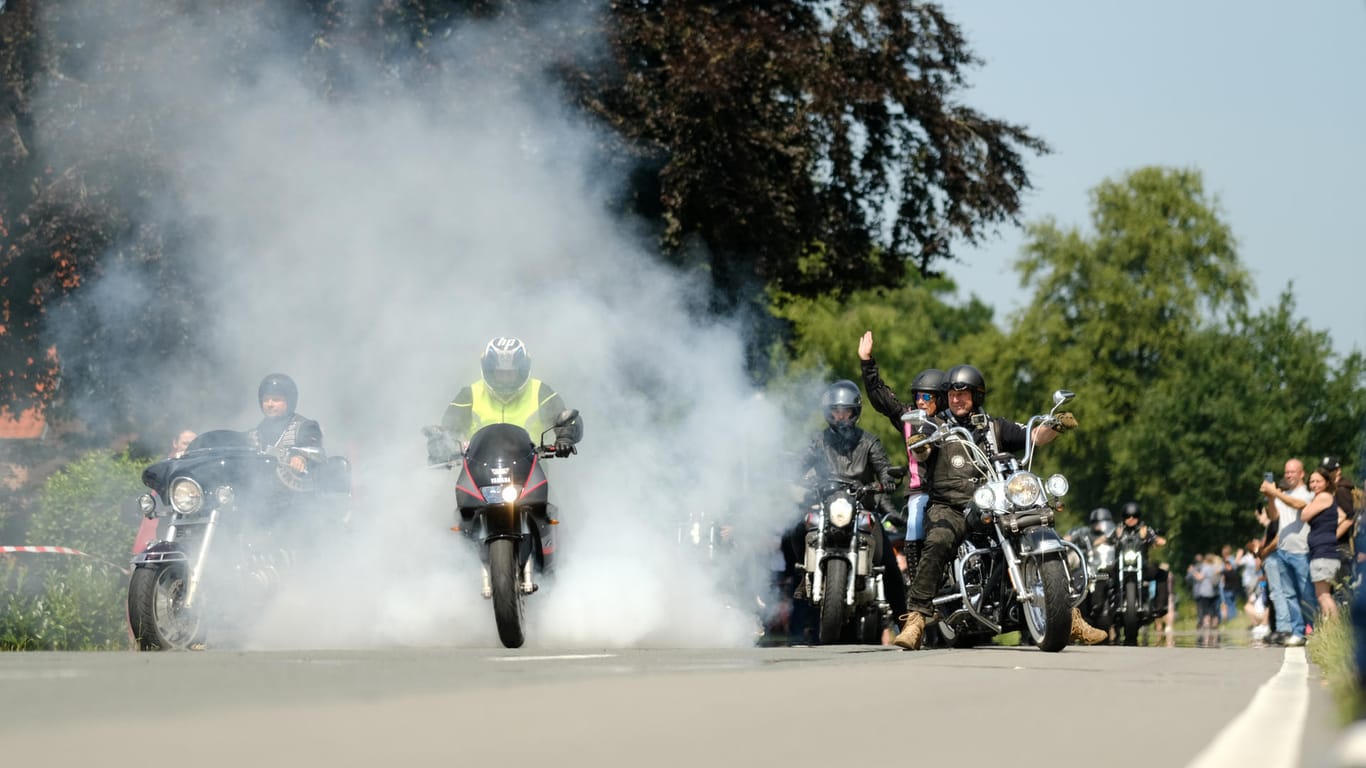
[571,1,1048,306]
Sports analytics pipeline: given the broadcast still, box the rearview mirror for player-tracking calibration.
[1052,390,1075,407]
[901,410,928,427]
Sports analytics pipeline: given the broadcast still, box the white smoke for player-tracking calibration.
[36,1,817,648]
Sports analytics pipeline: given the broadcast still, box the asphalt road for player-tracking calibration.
[0,639,1342,768]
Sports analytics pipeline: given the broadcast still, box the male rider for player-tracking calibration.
[251,373,325,477]
[426,337,581,462]
[788,380,908,641]
[892,364,1102,649]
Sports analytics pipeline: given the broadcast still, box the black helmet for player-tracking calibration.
[945,364,986,408]
[821,380,862,435]
[1320,455,1342,473]
[481,337,532,400]
[258,373,298,414]
[1120,501,1141,522]
[911,368,947,409]
[1089,507,1113,525]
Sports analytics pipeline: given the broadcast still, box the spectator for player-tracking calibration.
[1320,456,1357,570]
[1260,459,1314,646]
[1219,544,1241,622]
[1303,466,1343,622]
[1189,554,1220,628]
[168,429,197,459]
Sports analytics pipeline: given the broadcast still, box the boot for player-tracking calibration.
[1071,607,1107,645]
[893,612,925,650]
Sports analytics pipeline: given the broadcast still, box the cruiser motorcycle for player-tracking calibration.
[796,476,892,645]
[906,390,1087,652]
[437,410,581,649]
[1070,521,1117,632]
[127,430,351,650]
[1114,526,1160,644]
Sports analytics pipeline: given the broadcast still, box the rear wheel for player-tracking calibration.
[1021,558,1071,652]
[489,538,525,649]
[817,558,851,645]
[127,563,200,651]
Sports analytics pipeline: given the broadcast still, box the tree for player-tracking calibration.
[572,1,1048,306]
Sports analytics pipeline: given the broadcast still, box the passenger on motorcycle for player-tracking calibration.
[787,380,909,635]
[1107,501,1169,613]
[857,330,944,585]
[426,337,582,462]
[891,364,1099,649]
[250,373,325,478]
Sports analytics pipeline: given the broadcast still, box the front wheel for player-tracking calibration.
[127,563,200,651]
[1021,558,1071,652]
[1091,580,1112,631]
[817,558,851,645]
[489,538,525,649]
[1122,580,1140,646]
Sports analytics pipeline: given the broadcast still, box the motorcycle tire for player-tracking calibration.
[1122,581,1140,646]
[127,563,200,651]
[1021,558,1071,652]
[489,538,526,649]
[817,558,851,645]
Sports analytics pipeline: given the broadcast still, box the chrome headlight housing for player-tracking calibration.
[1044,474,1069,497]
[137,493,157,517]
[1005,472,1044,508]
[828,496,854,528]
[168,477,204,515]
[1121,548,1141,565]
[973,486,998,511]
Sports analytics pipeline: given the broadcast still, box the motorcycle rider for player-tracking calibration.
[892,364,1104,649]
[250,373,325,478]
[1107,501,1169,621]
[789,380,908,638]
[857,330,945,586]
[426,337,581,462]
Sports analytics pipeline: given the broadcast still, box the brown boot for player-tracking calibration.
[893,612,925,650]
[1070,607,1107,645]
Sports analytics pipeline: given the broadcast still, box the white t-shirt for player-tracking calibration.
[1276,485,1315,555]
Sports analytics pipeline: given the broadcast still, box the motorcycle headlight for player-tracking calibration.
[137,493,157,517]
[973,486,997,510]
[1005,473,1043,508]
[1044,474,1069,497]
[482,484,520,503]
[214,486,235,506]
[168,477,204,515]
[828,496,854,528]
[1122,549,1140,565]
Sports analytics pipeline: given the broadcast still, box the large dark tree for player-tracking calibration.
[570,1,1047,304]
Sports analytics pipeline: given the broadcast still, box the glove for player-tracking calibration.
[422,425,458,464]
[554,438,576,458]
[905,433,930,450]
[1051,412,1078,432]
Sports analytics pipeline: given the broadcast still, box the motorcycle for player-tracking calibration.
[905,390,1087,652]
[127,430,351,650]
[1070,520,1117,632]
[1113,527,1160,644]
[796,476,892,645]
[438,410,581,649]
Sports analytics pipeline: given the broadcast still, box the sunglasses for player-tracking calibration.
[914,393,935,403]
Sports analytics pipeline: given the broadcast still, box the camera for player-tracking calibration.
[1263,472,1275,484]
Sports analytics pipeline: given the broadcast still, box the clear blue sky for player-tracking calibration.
[941,1,1366,357]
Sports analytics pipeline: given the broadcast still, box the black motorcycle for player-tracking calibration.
[440,410,580,649]
[127,430,351,650]
[796,476,892,645]
[1113,527,1160,644]
[907,391,1088,652]
[1070,521,1117,633]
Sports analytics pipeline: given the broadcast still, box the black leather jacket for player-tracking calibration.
[801,427,903,525]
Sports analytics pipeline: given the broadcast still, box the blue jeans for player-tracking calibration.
[1264,551,1303,636]
[1279,550,1317,627]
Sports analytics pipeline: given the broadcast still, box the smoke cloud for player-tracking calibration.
[36,2,820,648]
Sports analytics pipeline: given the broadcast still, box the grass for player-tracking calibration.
[1307,616,1358,723]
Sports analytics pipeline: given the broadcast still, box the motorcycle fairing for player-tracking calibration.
[455,423,549,512]
[1016,527,1067,556]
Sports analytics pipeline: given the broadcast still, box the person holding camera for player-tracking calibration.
[1259,460,1315,646]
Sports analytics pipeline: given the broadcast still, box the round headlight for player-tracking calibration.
[1005,473,1043,508]
[214,486,235,506]
[973,486,996,510]
[1045,474,1069,497]
[500,485,520,503]
[829,496,854,527]
[168,477,204,515]
[137,494,156,516]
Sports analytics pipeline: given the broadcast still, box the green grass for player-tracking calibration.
[1307,617,1357,724]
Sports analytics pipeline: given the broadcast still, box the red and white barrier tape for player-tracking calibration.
[1,545,130,575]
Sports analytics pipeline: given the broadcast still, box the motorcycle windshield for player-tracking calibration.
[141,430,274,496]
[464,423,536,487]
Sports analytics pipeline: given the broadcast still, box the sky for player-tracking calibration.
[940,1,1366,357]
